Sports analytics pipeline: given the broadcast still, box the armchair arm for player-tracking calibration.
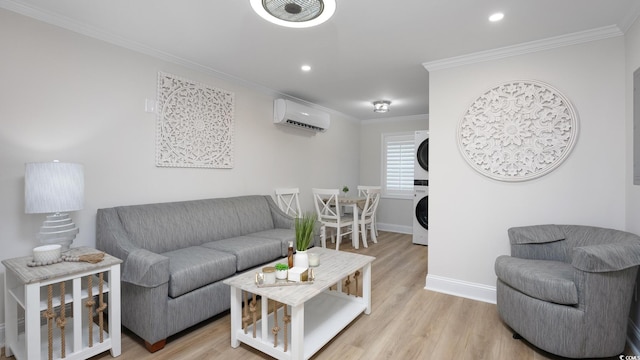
[572,243,640,272]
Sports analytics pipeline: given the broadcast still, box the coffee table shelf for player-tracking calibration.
[225,247,375,360]
[236,291,366,360]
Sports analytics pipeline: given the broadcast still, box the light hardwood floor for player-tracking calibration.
[2,232,632,359]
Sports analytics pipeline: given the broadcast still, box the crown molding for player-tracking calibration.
[423,25,624,72]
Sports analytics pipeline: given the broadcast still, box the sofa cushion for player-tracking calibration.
[228,196,276,234]
[495,255,578,305]
[248,229,296,256]
[202,236,282,271]
[162,246,237,298]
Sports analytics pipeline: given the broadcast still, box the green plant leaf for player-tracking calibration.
[295,212,316,251]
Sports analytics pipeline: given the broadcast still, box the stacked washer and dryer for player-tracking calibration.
[413,130,429,245]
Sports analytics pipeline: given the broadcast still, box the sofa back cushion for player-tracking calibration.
[115,195,275,253]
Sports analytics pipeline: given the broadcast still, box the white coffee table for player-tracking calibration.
[224,247,375,360]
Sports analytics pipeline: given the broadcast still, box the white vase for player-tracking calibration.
[294,250,309,268]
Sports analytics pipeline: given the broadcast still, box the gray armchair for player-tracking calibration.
[495,225,640,358]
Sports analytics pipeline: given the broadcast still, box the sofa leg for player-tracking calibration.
[145,339,166,352]
[512,333,522,340]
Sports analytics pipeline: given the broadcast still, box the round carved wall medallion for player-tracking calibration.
[457,80,578,182]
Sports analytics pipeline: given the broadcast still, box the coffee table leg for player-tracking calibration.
[290,303,305,360]
[230,286,242,347]
[363,263,372,314]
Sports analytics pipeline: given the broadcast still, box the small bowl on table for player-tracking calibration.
[33,244,62,263]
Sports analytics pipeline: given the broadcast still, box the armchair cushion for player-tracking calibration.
[162,246,237,298]
[508,224,565,245]
[495,255,578,305]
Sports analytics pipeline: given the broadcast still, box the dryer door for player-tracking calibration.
[415,195,428,230]
[417,138,428,172]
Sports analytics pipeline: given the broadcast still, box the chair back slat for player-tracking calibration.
[312,188,340,221]
[275,188,302,218]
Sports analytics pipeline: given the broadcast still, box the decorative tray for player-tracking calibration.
[256,280,315,288]
[255,268,316,287]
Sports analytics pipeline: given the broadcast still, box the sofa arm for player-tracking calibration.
[96,208,170,288]
[121,248,170,287]
[572,243,640,272]
[266,196,295,229]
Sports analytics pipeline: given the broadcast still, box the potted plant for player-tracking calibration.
[294,212,316,268]
[342,185,349,196]
[275,263,288,280]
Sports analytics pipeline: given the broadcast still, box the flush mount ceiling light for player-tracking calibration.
[250,0,337,28]
[373,100,391,113]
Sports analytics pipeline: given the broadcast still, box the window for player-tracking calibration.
[382,132,415,198]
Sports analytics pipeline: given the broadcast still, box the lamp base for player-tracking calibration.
[36,213,79,251]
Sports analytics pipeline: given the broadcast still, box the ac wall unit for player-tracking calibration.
[273,99,330,132]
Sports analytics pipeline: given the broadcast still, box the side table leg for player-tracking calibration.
[230,286,242,348]
[25,283,41,360]
[290,303,305,360]
[109,265,122,356]
[5,272,17,357]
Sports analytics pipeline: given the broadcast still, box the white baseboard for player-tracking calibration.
[425,274,497,304]
[377,223,412,234]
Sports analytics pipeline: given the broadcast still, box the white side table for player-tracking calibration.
[3,247,122,360]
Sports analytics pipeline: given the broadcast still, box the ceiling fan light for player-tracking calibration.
[373,100,391,113]
[250,0,337,28]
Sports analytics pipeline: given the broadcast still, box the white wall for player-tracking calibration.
[427,36,626,301]
[359,115,428,233]
[0,9,360,328]
[624,16,640,344]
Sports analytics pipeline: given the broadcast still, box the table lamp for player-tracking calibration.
[25,161,84,251]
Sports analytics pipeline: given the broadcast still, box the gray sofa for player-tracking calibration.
[495,224,640,358]
[96,195,299,352]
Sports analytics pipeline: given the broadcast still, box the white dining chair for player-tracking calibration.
[359,187,381,248]
[312,188,354,251]
[357,185,381,236]
[275,188,302,218]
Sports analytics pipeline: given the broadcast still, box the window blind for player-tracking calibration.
[383,133,415,197]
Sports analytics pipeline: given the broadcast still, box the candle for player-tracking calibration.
[262,267,276,284]
[308,253,320,267]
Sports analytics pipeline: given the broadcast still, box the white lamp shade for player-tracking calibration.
[25,162,84,214]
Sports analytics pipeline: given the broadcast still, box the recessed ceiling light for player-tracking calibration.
[250,0,337,28]
[489,12,504,22]
[301,65,311,72]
